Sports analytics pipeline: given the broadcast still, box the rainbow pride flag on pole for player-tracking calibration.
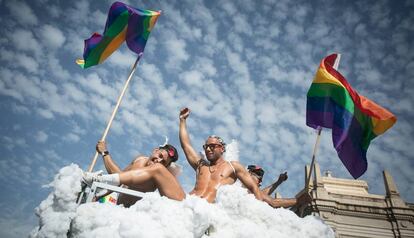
[76,2,161,68]
[306,54,397,178]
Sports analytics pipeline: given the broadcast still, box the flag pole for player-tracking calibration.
[304,54,341,190]
[87,52,143,172]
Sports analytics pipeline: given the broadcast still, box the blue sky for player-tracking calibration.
[0,0,413,236]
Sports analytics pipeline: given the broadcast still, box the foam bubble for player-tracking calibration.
[31,165,334,238]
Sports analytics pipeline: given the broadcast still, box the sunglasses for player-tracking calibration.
[203,143,223,150]
[248,165,262,171]
[158,146,176,160]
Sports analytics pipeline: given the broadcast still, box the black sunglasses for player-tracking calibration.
[203,143,223,150]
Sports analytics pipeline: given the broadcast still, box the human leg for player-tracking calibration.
[84,164,185,201]
[82,171,120,186]
[119,163,185,201]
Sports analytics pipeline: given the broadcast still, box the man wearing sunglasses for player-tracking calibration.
[82,141,185,206]
[247,165,288,197]
[179,108,263,203]
[247,165,311,208]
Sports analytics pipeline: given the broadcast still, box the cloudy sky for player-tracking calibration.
[0,0,413,236]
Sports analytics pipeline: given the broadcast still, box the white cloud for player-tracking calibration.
[35,131,48,143]
[232,14,252,36]
[39,24,66,49]
[11,103,30,114]
[369,0,391,28]
[17,54,39,73]
[160,3,202,42]
[107,49,136,68]
[9,29,41,56]
[180,70,204,87]
[5,1,38,26]
[66,0,91,26]
[63,133,80,143]
[194,57,217,77]
[37,108,54,119]
[140,63,164,85]
[63,83,87,103]
[163,32,189,70]
[91,10,107,26]
[66,29,86,55]
[227,32,244,53]
[284,21,304,41]
[354,23,368,37]
[225,49,250,80]
[79,73,117,100]
[220,2,237,16]
[47,4,61,18]
[1,136,27,150]
[0,48,39,73]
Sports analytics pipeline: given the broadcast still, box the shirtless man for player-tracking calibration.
[82,141,185,206]
[179,108,263,203]
[247,165,288,196]
[247,165,311,208]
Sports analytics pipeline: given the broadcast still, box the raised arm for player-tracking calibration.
[179,108,201,170]
[262,171,288,195]
[96,141,122,174]
[232,161,263,201]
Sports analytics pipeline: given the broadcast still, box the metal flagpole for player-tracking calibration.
[87,52,143,172]
[304,54,341,190]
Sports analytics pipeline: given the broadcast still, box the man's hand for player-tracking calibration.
[179,107,190,120]
[277,172,288,182]
[96,140,107,154]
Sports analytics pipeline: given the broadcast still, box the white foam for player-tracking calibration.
[30,165,334,238]
[224,139,239,161]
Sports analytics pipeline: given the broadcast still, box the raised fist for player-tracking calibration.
[179,107,190,120]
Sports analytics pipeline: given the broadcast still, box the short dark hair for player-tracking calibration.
[159,144,178,162]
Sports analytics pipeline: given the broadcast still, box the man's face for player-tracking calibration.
[203,137,224,162]
[149,148,172,167]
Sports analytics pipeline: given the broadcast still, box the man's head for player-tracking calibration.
[203,135,226,162]
[247,165,265,186]
[150,144,178,167]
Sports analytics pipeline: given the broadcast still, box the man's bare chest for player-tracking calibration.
[197,165,233,182]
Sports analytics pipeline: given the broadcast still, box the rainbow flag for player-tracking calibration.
[76,2,161,68]
[306,54,397,178]
[98,193,118,204]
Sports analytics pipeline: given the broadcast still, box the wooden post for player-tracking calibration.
[87,53,143,172]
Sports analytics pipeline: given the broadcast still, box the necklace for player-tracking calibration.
[208,160,225,173]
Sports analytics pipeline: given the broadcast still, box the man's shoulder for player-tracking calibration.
[197,158,209,168]
[228,160,242,167]
[131,156,149,164]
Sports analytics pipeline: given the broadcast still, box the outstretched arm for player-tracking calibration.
[263,192,312,209]
[263,196,297,208]
[96,141,122,174]
[232,161,263,201]
[262,172,288,195]
[179,108,201,170]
